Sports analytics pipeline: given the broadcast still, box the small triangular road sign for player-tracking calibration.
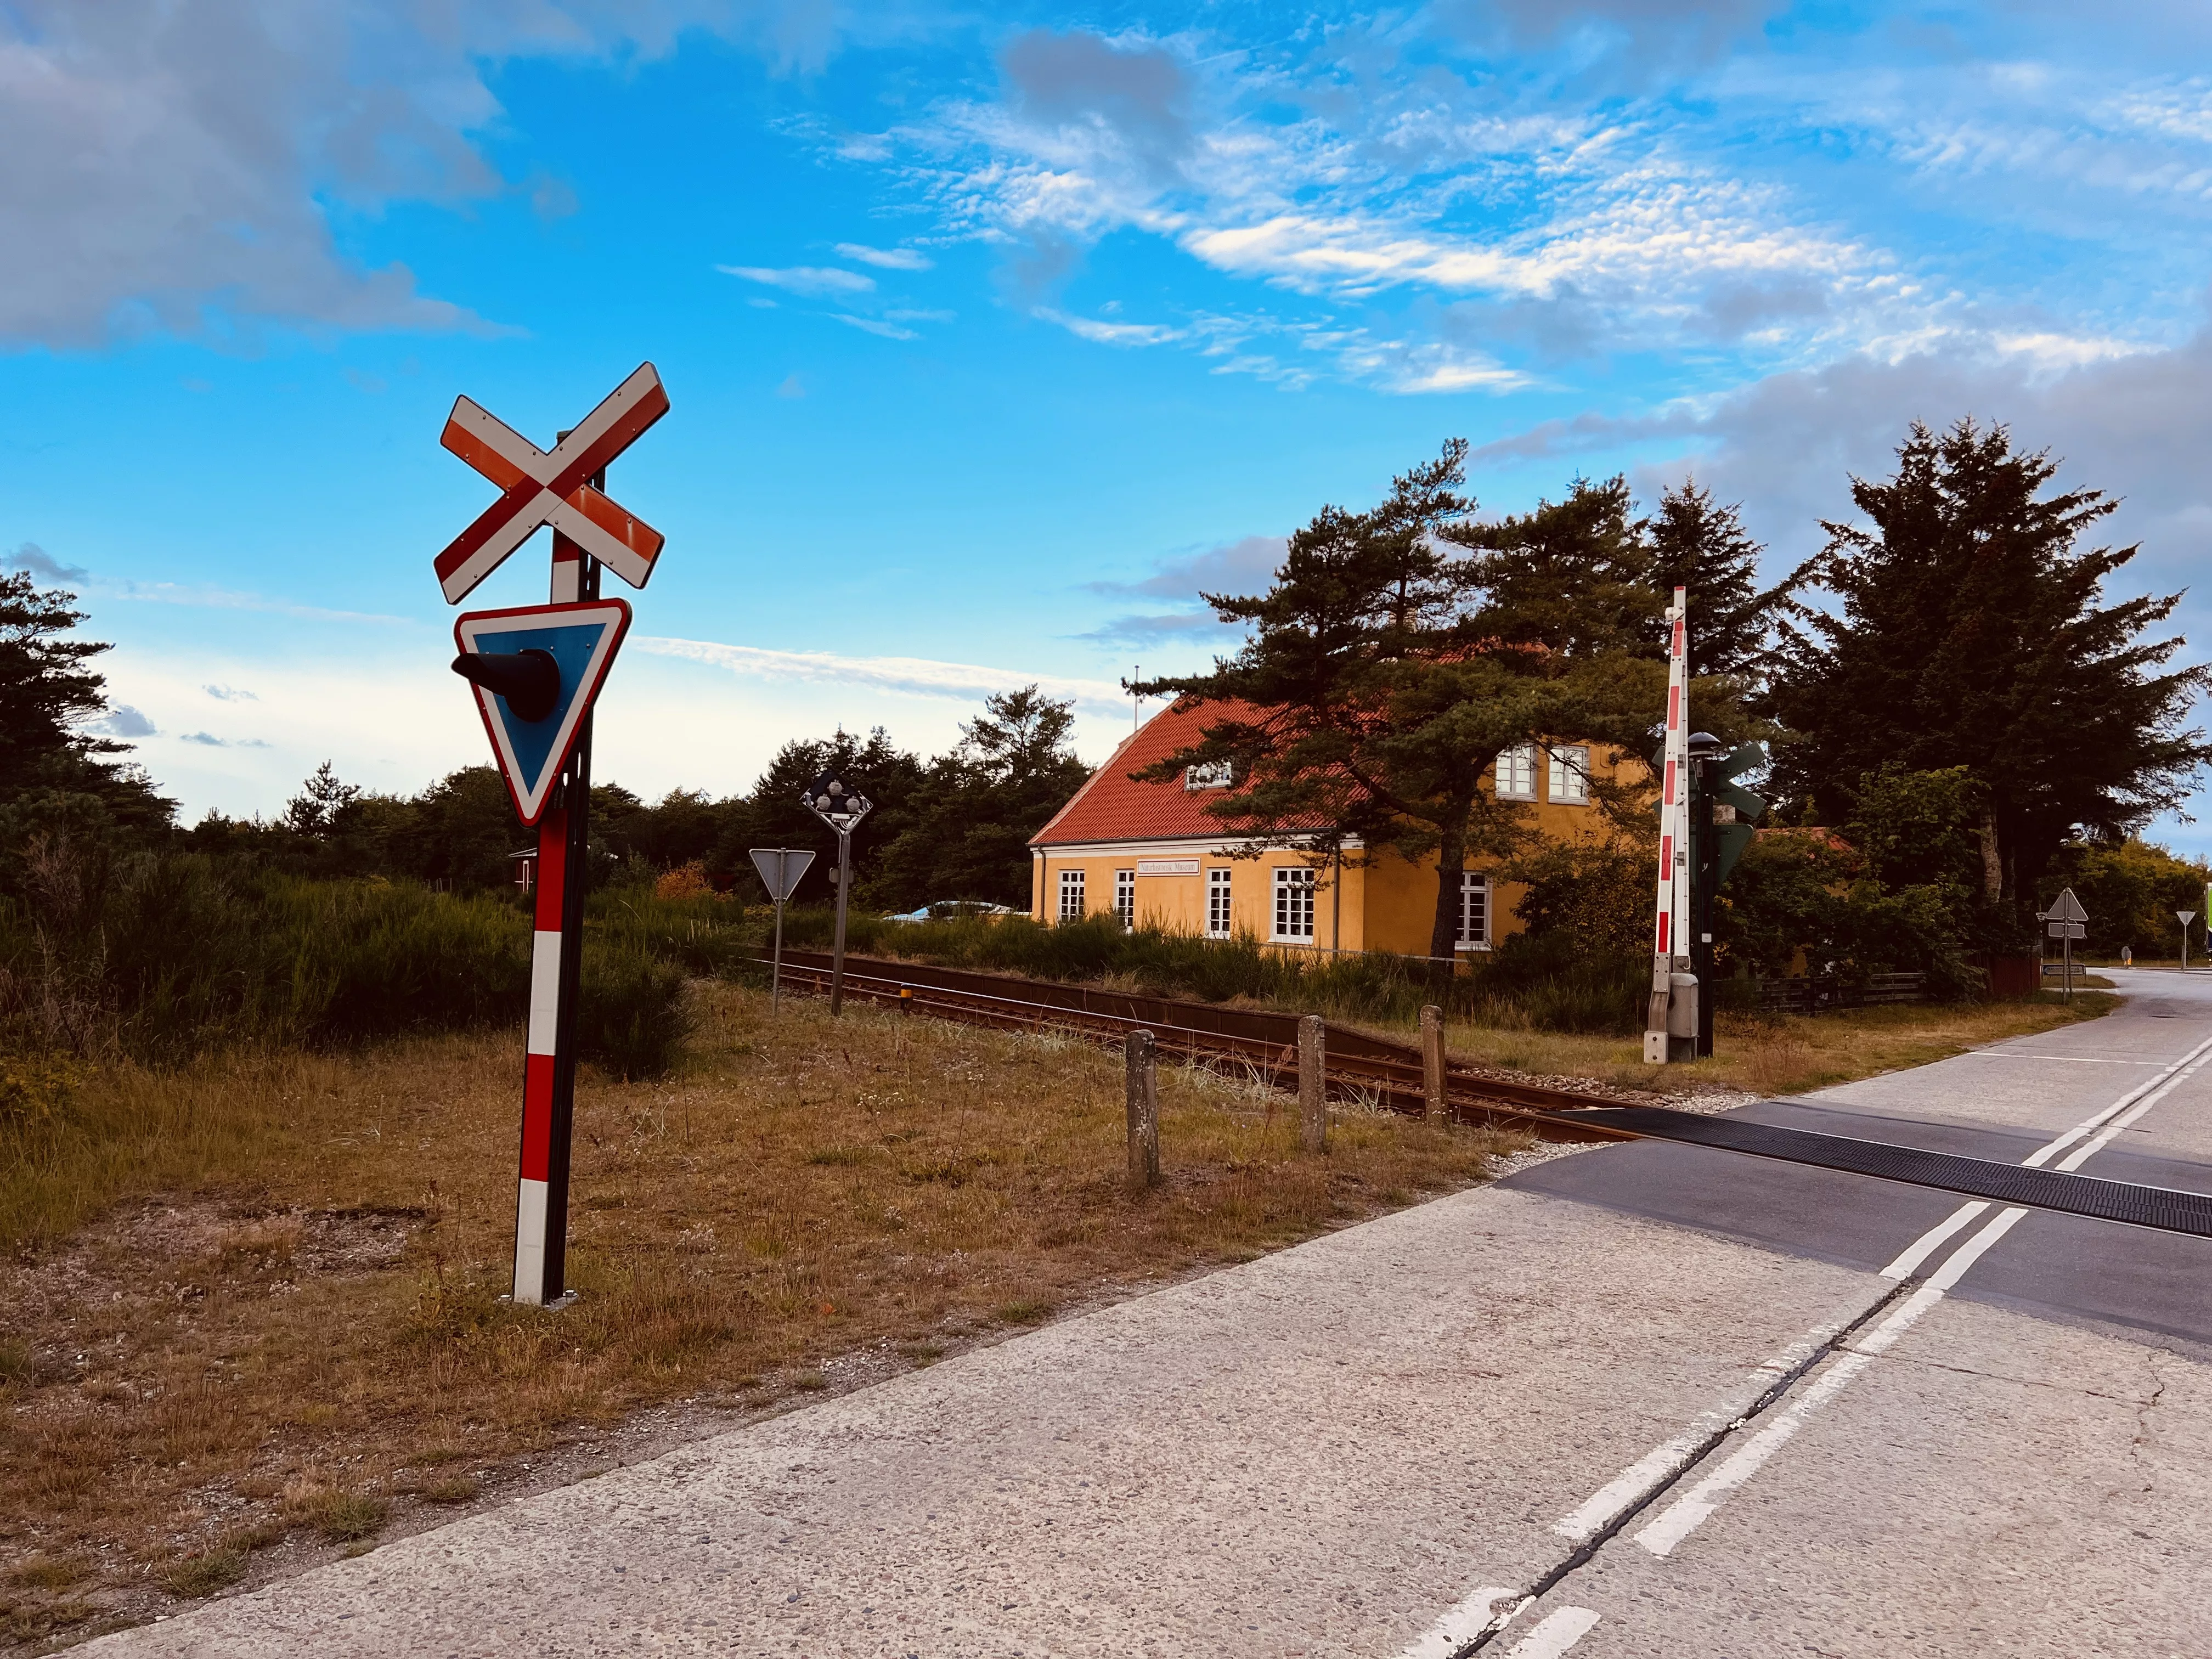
[2047,887,2089,923]
[749,848,815,902]
[454,599,631,824]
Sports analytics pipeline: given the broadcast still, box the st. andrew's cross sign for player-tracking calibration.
[439,363,668,1308]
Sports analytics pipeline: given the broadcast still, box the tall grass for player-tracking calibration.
[775,910,1648,1035]
[0,856,699,1087]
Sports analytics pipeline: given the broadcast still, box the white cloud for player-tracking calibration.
[1033,307,1180,345]
[718,264,877,296]
[635,635,1127,716]
[832,315,919,340]
[0,1,844,346]
[834,242,934,269]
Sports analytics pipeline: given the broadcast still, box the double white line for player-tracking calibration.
[1624,1024,2212,1558]
[1407,1024,2212,1658]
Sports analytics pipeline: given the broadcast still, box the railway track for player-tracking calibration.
[765,954,1638,1142]
[760,953,2212,1242]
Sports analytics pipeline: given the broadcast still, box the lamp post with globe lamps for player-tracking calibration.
[803,772,873,1015]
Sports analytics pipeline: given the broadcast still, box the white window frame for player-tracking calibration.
[1548,744,1591,805]
[1185,759,1233,791]
[1456,872,1491,951]
[1272,866,1317,942]
[1114,868,1136,929]
[1058,868,1086,922]
[1496,742,1538,801]
[1206,868,1233,939]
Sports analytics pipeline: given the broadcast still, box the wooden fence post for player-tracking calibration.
[1298,1014,1327,1153]
[1420,1004,1446,1125]
[1125,1029,1160,1191]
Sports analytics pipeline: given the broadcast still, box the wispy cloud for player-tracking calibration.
[635,635,1127,715]
[181,731,270,748]
[6,543,90,584]
[834,242,933,269]
[1034,307,1180,345]
[717,264,876,296]
[834,314,919,340]
[99,580,413,627]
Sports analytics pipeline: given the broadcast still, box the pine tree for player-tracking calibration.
[1640,479,1780,682]
[0,571,173,834]
[1138,445,1666,964]
[872,687,1093,909]
[1768,419,2210,911]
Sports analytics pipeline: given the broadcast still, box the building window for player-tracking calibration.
[1186,760,1233,791]
[1206,868,1233,939]
[1114,868,1136,929]
[1496,743,1537,800]
[1457,872,1491,951]
[1272,866,1316,941]
[1548,744,1590,805]
[1058,868,1085,922]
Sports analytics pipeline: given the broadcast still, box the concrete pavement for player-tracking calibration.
[92,975,2212,1657]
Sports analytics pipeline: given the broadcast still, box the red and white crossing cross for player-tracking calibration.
[434,362,671,604]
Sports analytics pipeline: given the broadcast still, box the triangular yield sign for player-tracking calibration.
[454,599,631,824]
[2047,886,2089,923]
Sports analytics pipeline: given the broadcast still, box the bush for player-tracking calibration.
[578,948,692,1080]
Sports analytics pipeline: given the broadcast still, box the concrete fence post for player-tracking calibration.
[1125,1029,1161,1191]
[1420,1005,1446,1125]
[1298,1014,1327,1153]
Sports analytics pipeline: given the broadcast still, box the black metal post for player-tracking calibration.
[830,828,852,1016]
[1692,755,1719,1058]
[540,491,601,1303]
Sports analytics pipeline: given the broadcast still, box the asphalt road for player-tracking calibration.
[92,974,2212,1657]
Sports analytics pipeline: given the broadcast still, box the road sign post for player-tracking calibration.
[802,775,872,1017]
[2040,887,2091,1004]
[748,848,816,1014]
[2180,911,2197,974]
[435,365,669,1310]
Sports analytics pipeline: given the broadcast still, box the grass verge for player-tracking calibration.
[0,982,1517,1644]
[1437,989,2120,1096]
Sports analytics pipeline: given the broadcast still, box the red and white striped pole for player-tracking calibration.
[1644,586,1690,1064]
[513,476,599,1307]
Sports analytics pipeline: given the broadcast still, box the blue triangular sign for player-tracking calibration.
[454,599,632,825]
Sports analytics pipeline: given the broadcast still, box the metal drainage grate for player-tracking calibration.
[1587,1106,2212,1241]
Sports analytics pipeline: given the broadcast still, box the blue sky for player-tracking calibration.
[8,1,2212,844]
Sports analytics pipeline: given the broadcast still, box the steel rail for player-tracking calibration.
[756,958,1639,1144]
[749,956,2212,1241]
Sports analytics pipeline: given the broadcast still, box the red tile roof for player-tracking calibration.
[1030,698,1335,847]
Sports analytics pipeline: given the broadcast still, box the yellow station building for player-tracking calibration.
[1028,697,1638,961]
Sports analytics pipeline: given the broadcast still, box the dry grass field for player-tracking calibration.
[0,983,1520,1650]
[0,977,2115,1649]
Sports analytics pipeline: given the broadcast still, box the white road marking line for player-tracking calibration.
[1551,1299,1880,1543]
[1632,1205,2028,1558]
[2020,1029,2212,1167]
[1397,1587,1516,1658]
[1500,1607,1601,1658]
[1550,1022,2212,1560]
[1878,1200,1988,1280]
[1954,1053,2163,1065]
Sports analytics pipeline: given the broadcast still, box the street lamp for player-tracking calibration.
[803,771,873,1015]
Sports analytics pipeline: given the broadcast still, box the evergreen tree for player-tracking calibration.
[0,572,173,835]
[283,761,362,837]
[1640,479,1780,681]
[1768,419,2210,912]
[872,686,1092,909]
[1138,445,1666,964]
[714,727,923,905]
